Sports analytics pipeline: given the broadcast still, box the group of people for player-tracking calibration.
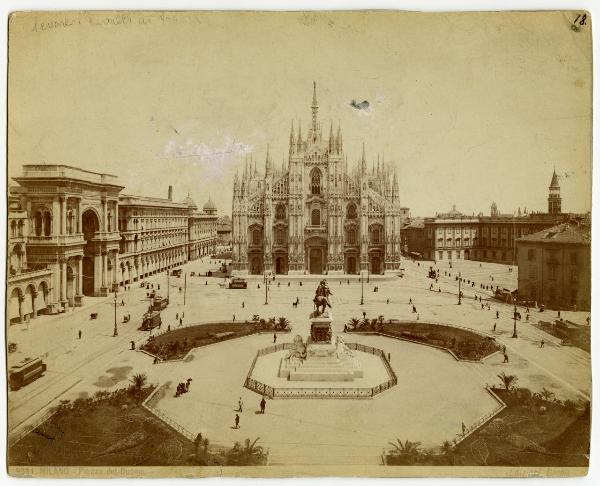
[233,396,267,429]
[175,378,193,397]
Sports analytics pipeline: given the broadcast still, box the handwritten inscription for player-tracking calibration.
[29,12,202,34]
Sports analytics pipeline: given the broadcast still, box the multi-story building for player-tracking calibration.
[402,170,580,264]
[516,220,591,310]
[7,165,218,324]
[232,83,404,275]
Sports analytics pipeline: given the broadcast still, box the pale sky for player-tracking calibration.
[8,11,592,217]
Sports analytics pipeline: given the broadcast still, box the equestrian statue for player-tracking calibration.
[313,280,333,316]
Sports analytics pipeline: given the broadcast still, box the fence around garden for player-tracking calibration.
[244,342,397,399]
[142,382,196,442]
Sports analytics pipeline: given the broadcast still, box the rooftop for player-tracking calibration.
[517,220,591,245]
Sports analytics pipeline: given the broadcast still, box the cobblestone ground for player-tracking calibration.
[7,256,591,465]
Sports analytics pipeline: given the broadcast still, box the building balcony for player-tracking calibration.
[27,233,84,245]
[304,225,327,237]
[8,267,53,285]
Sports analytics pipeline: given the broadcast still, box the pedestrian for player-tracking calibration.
[503,353,509,363]
[273,333,277,344]
[233,314,236,322]
[78,329,82,339]
[557,311,561,318]
[493,323,496,332]
[388,352,391,361]
[258,284,260,289]
[234,414,240,429]
[502,345,506,354]
[496,311,499,319]
[409,298,412,304]
[242,301,245,308]
[540,339,545,348]
[167,324,171,332]
[386,298,389,304]
[182,312,185,318]
[260,396,266,414]
[176,313,179,320]
[288,281,290,287]
[121,299,125,306]
[180,318,183,325]
[526,314,529,322]
[362,311,366,319]
[130,340,135,350]
[186,378,192,391]
[462,422,466,435]
[438,288,441,292]
[238,397,243,412]
[412,305,417,313]
[481,303,484,310]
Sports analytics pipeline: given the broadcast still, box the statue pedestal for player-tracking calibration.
[278,314,363,382]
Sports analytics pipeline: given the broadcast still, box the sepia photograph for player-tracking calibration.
[3,7,593,479]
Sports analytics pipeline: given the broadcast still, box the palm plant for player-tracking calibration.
[360,317,371,330]
[346,318,360,331]
[388,439,422,456]
[497,372,518,391]
[267,317,276,329]
[276,316,290,331]
[539,387,555,402]
[129,373,148,391]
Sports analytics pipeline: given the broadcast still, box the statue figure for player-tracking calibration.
[286,334,307,360]
[313,279,333,316]
[336,335,354,358]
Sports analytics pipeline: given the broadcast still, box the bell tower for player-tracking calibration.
[548,168,562,214]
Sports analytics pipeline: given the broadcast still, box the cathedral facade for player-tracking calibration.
[232,83,404,276]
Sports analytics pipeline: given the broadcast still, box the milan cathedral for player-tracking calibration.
[231,83,405,275]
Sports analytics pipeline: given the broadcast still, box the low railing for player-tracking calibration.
[8,408,58,447]
[142,383,196,442]
[244,342,397,399]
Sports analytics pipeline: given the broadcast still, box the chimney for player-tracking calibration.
[168,185,173,201]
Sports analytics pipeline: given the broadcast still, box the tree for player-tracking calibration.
[497,372,518,391]
[346,318,360,331]
[129,372,148,401]
[388,439,422,456]
[225,437,267,466]
[276,317,290,331]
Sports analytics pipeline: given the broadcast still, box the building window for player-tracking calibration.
[528,265,537,280]
[346,203,357,219]
[548,265,557,280]
[371,227,381,244]
[347,228,356,245]
[252,229,262,245]
[275,204,286,220]
[438,251,443,260]
[527,249,536,261]
[311,209,320,226]
[310,169,321,195]
[276,229,285,245]
[447,251,452,260]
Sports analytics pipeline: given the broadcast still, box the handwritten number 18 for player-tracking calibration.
[574,14,587,26]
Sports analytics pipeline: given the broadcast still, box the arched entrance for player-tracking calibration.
[82,209,100,296]
[274,254,288,275]
[309,248,323,274]
[249,254,263,275]
[8,288,22,324]
[370,254,383,275]
[345,254,358,274]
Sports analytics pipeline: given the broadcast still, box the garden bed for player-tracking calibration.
[348,320,500,361]
[141,319,291,361]
[384,386,589,467]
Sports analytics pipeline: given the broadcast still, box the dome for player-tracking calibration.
[182,193,197,210]
[203,197,217,214]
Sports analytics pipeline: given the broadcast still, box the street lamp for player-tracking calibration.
[360,269,364,305]
[113,292,118,337]
[458,272,462,305]
[264,270,268,305]
[512,299,518,338]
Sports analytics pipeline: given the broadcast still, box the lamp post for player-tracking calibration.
[458,271,462,305]
[512,299,518,338]
[360,269,364,305]
[113,292,118,337]
[264,270,268,305]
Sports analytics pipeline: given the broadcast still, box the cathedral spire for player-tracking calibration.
[361,142,367,175]
[328,121,334,151]
[311,81,319,133]
[336,123,342,153]
[265,144,272,176]
[289,120,295,154]
[297,120,303,152]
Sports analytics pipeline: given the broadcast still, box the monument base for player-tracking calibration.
[278,313,363,382]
